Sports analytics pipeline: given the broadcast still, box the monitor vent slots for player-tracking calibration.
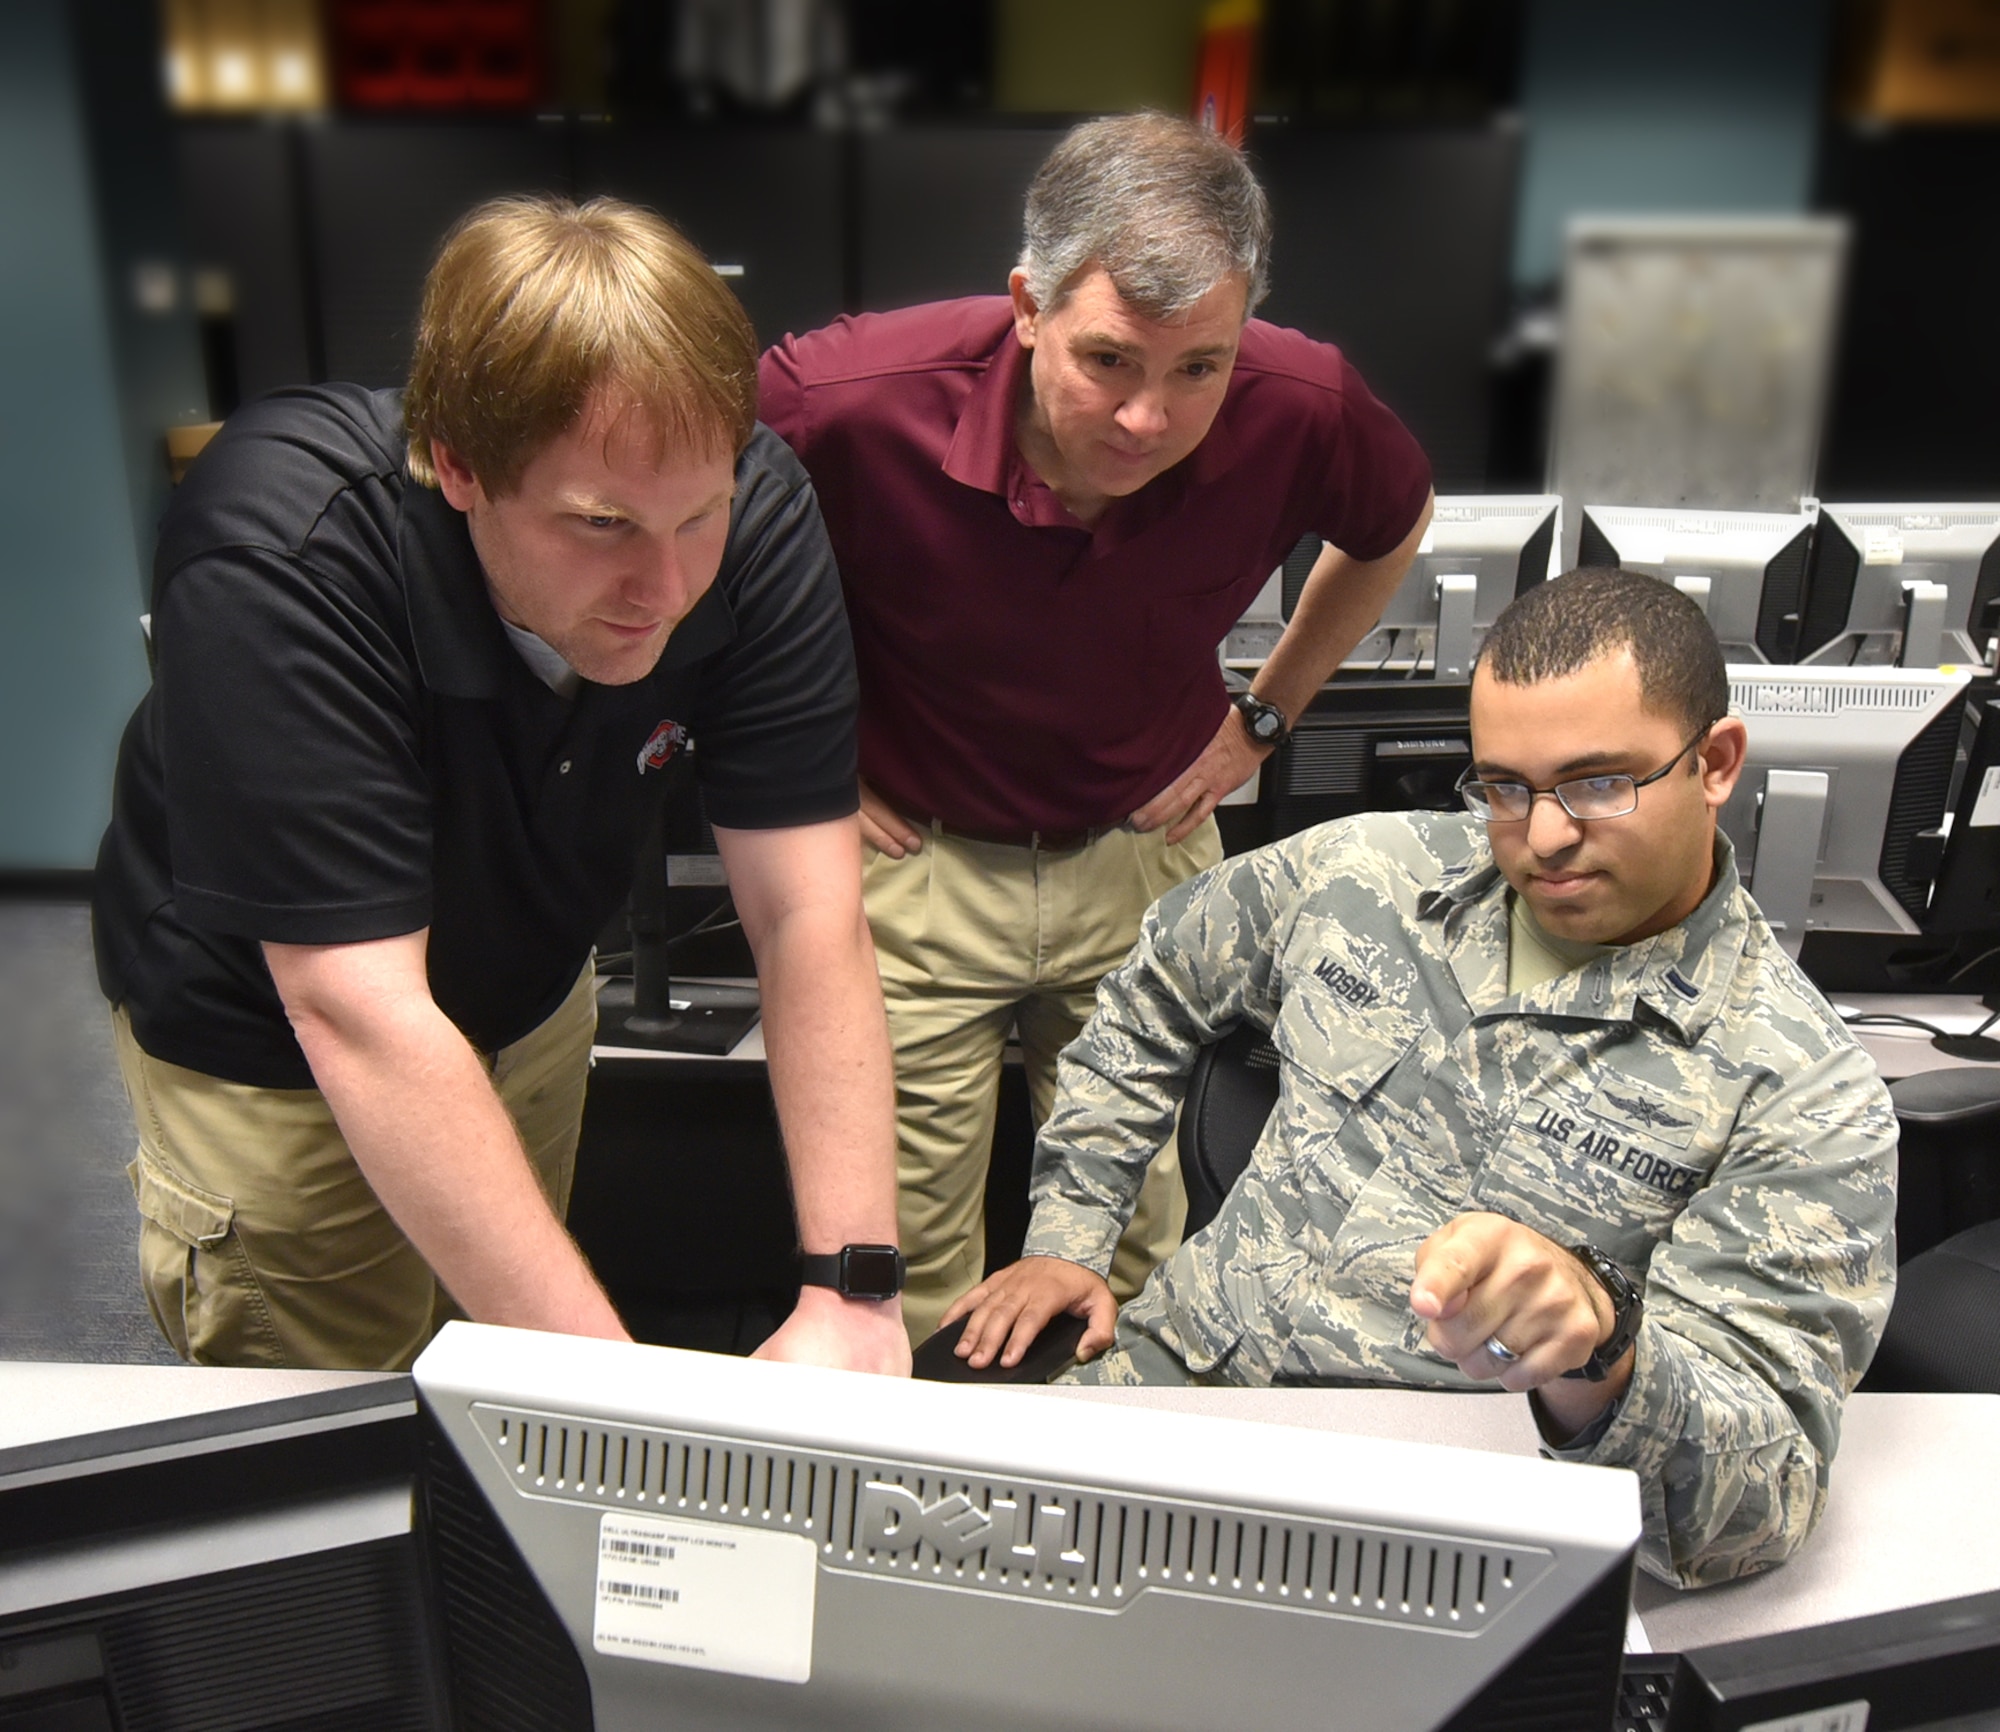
[471,1405,1549,1631]
[1283,729,1372,796]
[1730,677,1953,715]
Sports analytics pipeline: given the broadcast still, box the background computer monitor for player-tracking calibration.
[414,1323,1638,1732]
[1252,679,1473,847]
[0,1371,448,1731]
[1919,691,2000,942]
[1223,497,1560,683]
[1718,664,1971,957]
[1343,495,1562,680]
[1798,502,2000,669]
[1579,504,1817,663]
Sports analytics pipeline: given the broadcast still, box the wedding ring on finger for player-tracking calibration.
[1483,1336,1520,1365]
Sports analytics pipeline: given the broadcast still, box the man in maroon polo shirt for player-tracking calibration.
[760,112,1434,1343]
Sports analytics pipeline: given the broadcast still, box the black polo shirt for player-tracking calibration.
[93,385,858,1089]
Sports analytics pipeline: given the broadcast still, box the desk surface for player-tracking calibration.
[1041,1385,2000,1654]
[1840,992,2000,1079]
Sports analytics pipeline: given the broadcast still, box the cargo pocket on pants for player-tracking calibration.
[128,1150,282,1366]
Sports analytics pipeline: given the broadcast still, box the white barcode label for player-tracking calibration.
[1864,527,1904,565]
[593,1512,816,1683]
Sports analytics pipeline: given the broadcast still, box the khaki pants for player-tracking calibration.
[867,819,1223,1343]
[112,964,599,1371]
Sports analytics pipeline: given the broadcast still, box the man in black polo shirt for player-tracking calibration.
[93,195,909,1374]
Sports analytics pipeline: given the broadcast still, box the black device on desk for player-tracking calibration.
[1614,1586,2000,1731]
[0,1377,449,1732]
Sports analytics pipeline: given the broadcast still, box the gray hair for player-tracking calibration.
[1018,112,1272,320]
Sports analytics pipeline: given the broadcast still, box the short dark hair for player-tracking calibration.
[1477,567,1729,734]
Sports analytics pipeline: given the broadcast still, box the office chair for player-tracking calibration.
[1859,1068,2000,1395]
[1883,1067,2000,1261]
[913,1022,1281,1383]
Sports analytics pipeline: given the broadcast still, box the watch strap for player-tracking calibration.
[798,1243,907,1300]
[1561,1243,1642,1382]
[1233,691,1289,748]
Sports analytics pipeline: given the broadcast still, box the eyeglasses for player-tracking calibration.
[1458,725,1714,824]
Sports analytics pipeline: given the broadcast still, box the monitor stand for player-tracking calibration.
[595,971,759,1057]
[1932,992,2000,1063]
[596,802,760,1056]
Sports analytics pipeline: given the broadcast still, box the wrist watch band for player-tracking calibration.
[1233,691,1289,749]
[1561,1243,1643,1382]
[798,1243,906,1300]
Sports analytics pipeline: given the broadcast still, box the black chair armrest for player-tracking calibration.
[1888,1066,2000,1127]
[1860,1219,2000,1394]
[910,1312,1089,1384]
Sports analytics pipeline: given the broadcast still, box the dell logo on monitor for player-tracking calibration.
[858,1482,1090,1581]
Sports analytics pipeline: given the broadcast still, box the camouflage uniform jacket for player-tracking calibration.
[1022,811,1897,1588]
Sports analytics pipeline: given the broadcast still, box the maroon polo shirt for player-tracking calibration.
[760,296,1431,834]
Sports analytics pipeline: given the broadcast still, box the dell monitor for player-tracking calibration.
[413,1322,1639,1732]
[1579,503,1816,663]
[1223,498,1560,683]
[1718,664,1971,957]
[1342,495,1561,680]
[1798,502,2000,670]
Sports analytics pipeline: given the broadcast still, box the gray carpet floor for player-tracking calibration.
[0,900,177,1363]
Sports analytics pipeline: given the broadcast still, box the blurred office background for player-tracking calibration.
[5,0,2000,877]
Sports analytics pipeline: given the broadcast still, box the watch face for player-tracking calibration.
[840,1246,905,1297]
[1253,711,1282,739]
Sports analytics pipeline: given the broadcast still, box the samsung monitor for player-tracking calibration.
[413,1323,1640,1732]
[1718,664,1971,957]
[1224,498,1560,683]
[1798,502,2000,670]
[1257,678,1473,844]
[0,1366,447,1732]
[1578,503,1817,663]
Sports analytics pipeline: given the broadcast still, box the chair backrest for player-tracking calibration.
[1177,1022,1282,1238]
[1888,1067,2000,1260]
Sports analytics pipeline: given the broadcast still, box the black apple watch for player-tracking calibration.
[1561,1244,1643,1382]
[1233,691,1289,749]
[798,1243,907,1300]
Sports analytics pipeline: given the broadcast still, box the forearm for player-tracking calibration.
[1252,495,1434,722]
[291,991,625,1339]
[1555,1321,1831,1588]
[754,898,900,1251]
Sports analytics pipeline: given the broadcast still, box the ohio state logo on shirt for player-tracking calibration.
[637,720,688,773]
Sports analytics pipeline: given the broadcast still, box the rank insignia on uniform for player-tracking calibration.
[637,719,688,773]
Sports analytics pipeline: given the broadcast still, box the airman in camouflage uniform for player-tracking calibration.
[946,569,1898,1590]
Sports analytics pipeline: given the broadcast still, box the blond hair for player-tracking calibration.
[405,195,757,493]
